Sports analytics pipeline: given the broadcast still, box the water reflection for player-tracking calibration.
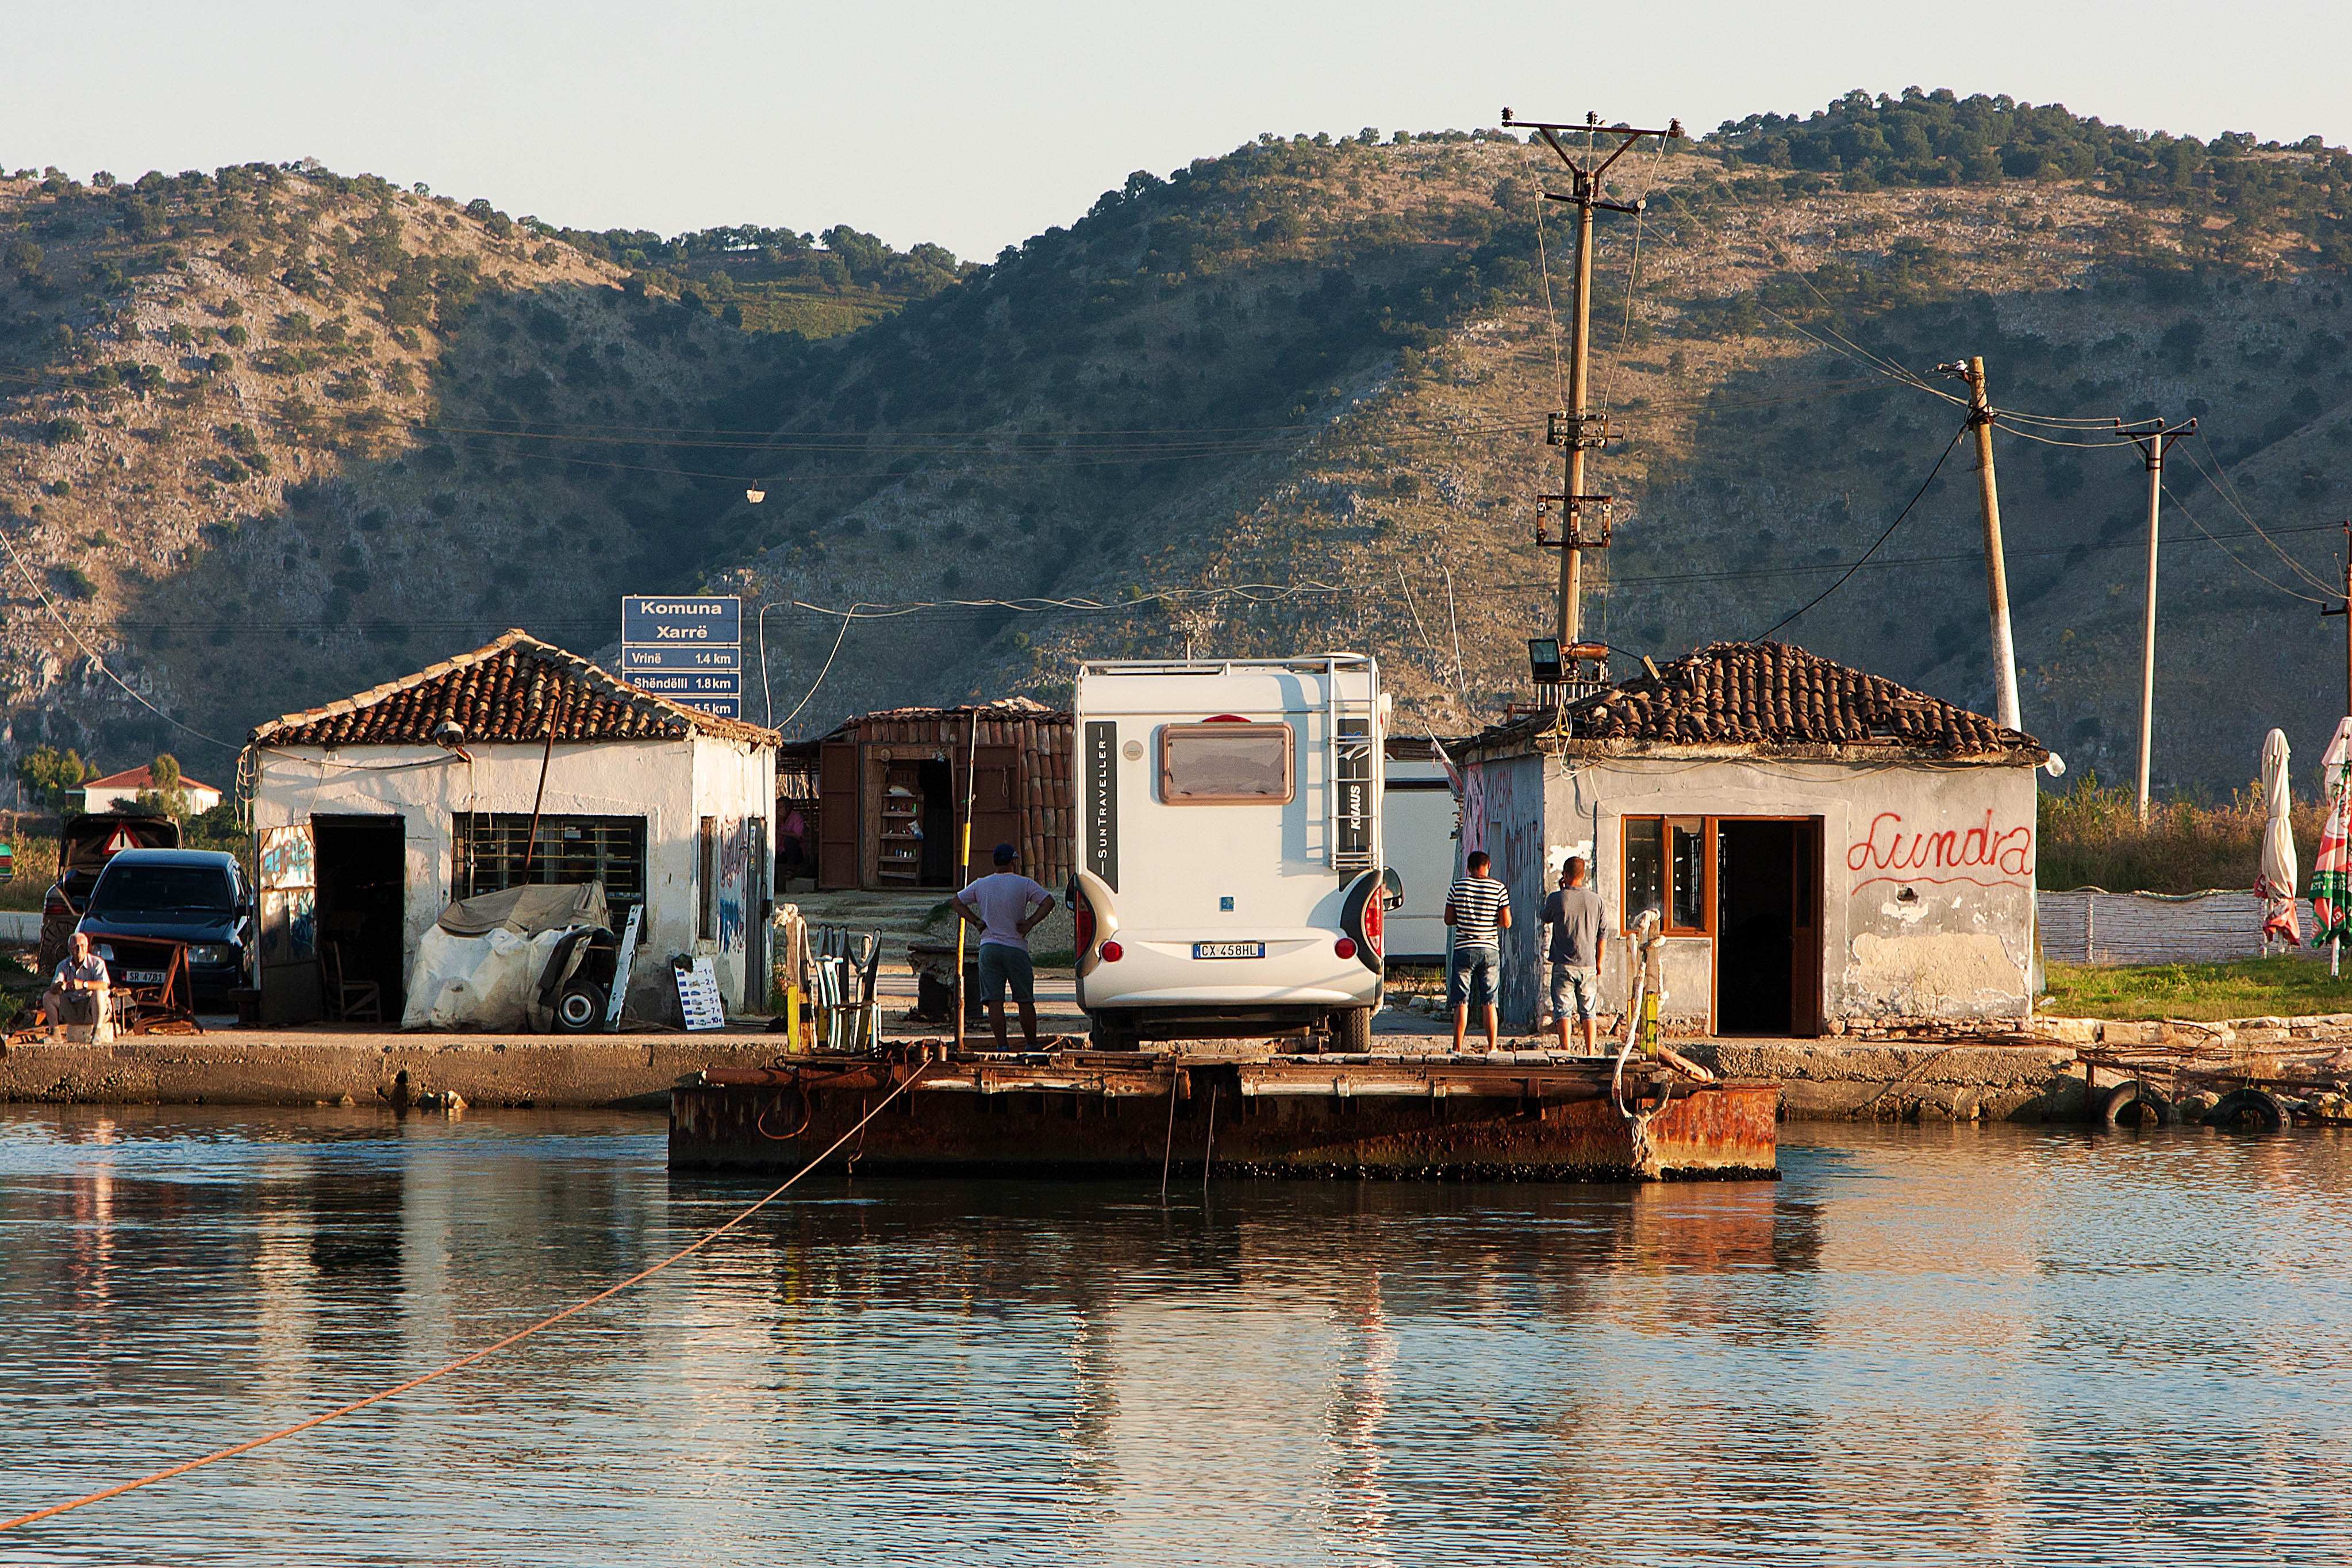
[0,1109,2347,1565]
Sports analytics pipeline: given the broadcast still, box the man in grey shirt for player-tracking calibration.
[1540,856,1606,1053]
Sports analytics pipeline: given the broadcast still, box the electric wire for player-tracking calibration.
[2158,478,2331,606]
[2177,439,2341,595]
[1751,419,1969,640]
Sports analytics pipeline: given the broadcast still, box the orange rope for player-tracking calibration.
[0,1059,933,1535]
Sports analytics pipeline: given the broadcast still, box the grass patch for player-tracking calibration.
[2043,956,2352,1022]
[0,829,58,911]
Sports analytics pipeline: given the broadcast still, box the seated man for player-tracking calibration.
[39,931,111,1037]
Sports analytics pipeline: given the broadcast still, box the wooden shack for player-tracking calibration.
[793,700,1075,892]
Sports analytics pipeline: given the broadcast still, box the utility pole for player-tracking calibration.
[2117,416,2196,823]
[1504,107,1682,696]
[1939,358,2023,736]
[2327,520,2352,719]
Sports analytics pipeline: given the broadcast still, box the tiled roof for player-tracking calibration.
[249,629,779,749]
[1473,641,2046,762]
[83,765,220,793]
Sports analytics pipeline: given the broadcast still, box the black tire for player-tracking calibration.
[1086,1013,1133,1052]
[2095,1079,2177,1129]
[552,981,606,1033]
[1331,1006,1373,1053]
[2206,1087,2289,1133]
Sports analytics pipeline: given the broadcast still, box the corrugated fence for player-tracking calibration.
[2037,889,2278,966]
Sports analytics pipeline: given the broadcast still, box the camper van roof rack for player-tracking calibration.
[1077,654,1373,677]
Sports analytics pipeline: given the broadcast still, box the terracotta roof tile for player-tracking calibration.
[1471,640,2045,762]
[249,630,779,750]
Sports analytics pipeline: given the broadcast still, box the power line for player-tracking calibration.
[1751,420,1969,640]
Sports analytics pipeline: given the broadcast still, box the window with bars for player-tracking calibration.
[451,814,647,906]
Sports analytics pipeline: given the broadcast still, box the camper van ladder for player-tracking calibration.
[1325,656,1379,874]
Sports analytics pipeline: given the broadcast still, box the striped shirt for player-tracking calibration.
[1446,875,1509,949]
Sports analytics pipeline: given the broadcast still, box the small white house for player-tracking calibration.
[248,629,779,1025]
[78,765,224,816]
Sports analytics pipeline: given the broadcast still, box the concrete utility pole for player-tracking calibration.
[1951,358,2023,736]
[2328,521,2352,720]
[2117,417,2196,823]
[1503,107,1682,694]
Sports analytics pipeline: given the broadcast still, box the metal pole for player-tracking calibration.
[1561,185,1594,650]
[954,712,978,1053]
[2137,446,2164,823]
[1965,358,2023,733]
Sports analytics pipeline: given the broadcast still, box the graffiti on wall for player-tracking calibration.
[1461,763,1486,856]
[1847,810,2033,893]
[717,816,749,951]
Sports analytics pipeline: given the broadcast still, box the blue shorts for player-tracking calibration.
[1550,964,1600,1022]
[977,943,1034,1005]
[1447,946,1498,1008]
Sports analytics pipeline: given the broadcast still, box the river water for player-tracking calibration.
[1,1107,2346,1567]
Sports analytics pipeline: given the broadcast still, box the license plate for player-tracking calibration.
[1192,941,1264,960]
[124,969,167,984]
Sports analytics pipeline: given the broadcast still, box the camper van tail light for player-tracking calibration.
[1073,898,1096,956]
[1099,940,1124,963]
[1362,893,1383,957]
[1333,937,1356,960]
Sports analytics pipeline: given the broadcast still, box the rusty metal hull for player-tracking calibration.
[668,1054,1778,1181]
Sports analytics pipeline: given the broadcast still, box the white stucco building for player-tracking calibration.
[78,764,224,816]
[1457,641,2050,1036]
[248,629,779,1024]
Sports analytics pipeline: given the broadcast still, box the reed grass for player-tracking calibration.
[2036,774,2330,896]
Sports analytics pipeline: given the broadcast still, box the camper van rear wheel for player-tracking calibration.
[1331,1006,1373,1053]
[1087,1013,1133,1052]
[552,981,607,1033]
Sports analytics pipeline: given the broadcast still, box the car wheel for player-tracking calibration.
[1087,1013,1132,1052]
[1331,1006,1373,1053]
[552,981,607,1033]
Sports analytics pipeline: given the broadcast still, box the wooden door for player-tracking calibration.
[817,741,858,890]
[1789,818,1822,1037]
[958,743,1021,882]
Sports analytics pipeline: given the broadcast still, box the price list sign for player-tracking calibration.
[621,595,742,718]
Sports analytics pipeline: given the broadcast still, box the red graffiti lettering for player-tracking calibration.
[1847,810,2033,888]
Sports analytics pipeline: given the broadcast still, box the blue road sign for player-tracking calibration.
[619,644,741,672]
[621,595,740,645]
[669,695,742,718]
[633,671,742,696]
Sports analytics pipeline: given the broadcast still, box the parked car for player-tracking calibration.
[75,848,251,1007]
[39,812,180,975]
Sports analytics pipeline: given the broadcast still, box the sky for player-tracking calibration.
[1,1,2344,263]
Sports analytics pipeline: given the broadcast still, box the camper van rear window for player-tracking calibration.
[1159,723,1295,805]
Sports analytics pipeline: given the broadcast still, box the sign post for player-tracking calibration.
[620,596,742,718]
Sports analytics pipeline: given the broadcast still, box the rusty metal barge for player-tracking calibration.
[668,1046,1779,1181]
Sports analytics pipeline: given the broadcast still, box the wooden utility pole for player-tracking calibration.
[1504,107,1682,693]
[2117,417,2196,822]
[1947,358,2023,736]
[2328,521,2352,718]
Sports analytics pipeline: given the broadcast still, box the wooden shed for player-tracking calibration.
[795,699,1075,892]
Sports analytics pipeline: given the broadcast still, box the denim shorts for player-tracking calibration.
[977,943,1034,1005]
[1447,946,1498,1008]
[1549,963,1600,1022]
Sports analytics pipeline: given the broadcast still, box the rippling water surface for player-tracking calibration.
[1,1106,2347,1566]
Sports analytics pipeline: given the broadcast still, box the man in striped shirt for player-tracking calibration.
[1444,850,1512,1052]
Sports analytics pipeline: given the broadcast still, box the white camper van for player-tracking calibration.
[1068,656,1390,1051]
[1381,739,1461,966]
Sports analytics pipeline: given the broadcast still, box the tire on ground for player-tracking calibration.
[552,981,606,1033]
[1087,1013,1133,1051]
[2205,1086,2288,1132]
[2094,1079,2177,1129]
[1331,1006,1373,1052]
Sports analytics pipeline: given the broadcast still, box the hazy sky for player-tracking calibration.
[1,1,2342,261]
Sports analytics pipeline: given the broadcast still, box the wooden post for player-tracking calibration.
[954,712,977,1053]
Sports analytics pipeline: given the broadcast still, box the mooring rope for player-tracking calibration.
[0,1059,935,1535]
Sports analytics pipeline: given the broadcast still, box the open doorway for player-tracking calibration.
[1714,818,1821,1037]
[916,759,955,886]
[313,815,405,1012]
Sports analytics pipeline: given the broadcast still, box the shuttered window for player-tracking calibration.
[452,814,647,904]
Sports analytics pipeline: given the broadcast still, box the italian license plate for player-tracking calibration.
[1193,941,1264,960]
[124,969,167,984]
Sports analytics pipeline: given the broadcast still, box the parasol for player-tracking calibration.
[2257,728,2299,950]
[2313,718,2352,970]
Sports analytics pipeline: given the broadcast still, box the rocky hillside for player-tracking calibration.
[5,94,2350,794]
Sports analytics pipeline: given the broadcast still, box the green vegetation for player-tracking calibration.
[2043,956,2350,1022]
[2037,774,2329,894]
[11,744,96,813]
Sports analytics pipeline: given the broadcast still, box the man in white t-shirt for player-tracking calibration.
[951,842,1056,1050]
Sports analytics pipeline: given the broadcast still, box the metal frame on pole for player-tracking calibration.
[2117,417,2196,822]
[1504,107,1682,697]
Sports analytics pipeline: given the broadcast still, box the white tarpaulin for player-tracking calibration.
[401,925,577,1031]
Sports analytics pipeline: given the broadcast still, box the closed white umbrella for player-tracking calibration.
[2257,728,2299,952]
